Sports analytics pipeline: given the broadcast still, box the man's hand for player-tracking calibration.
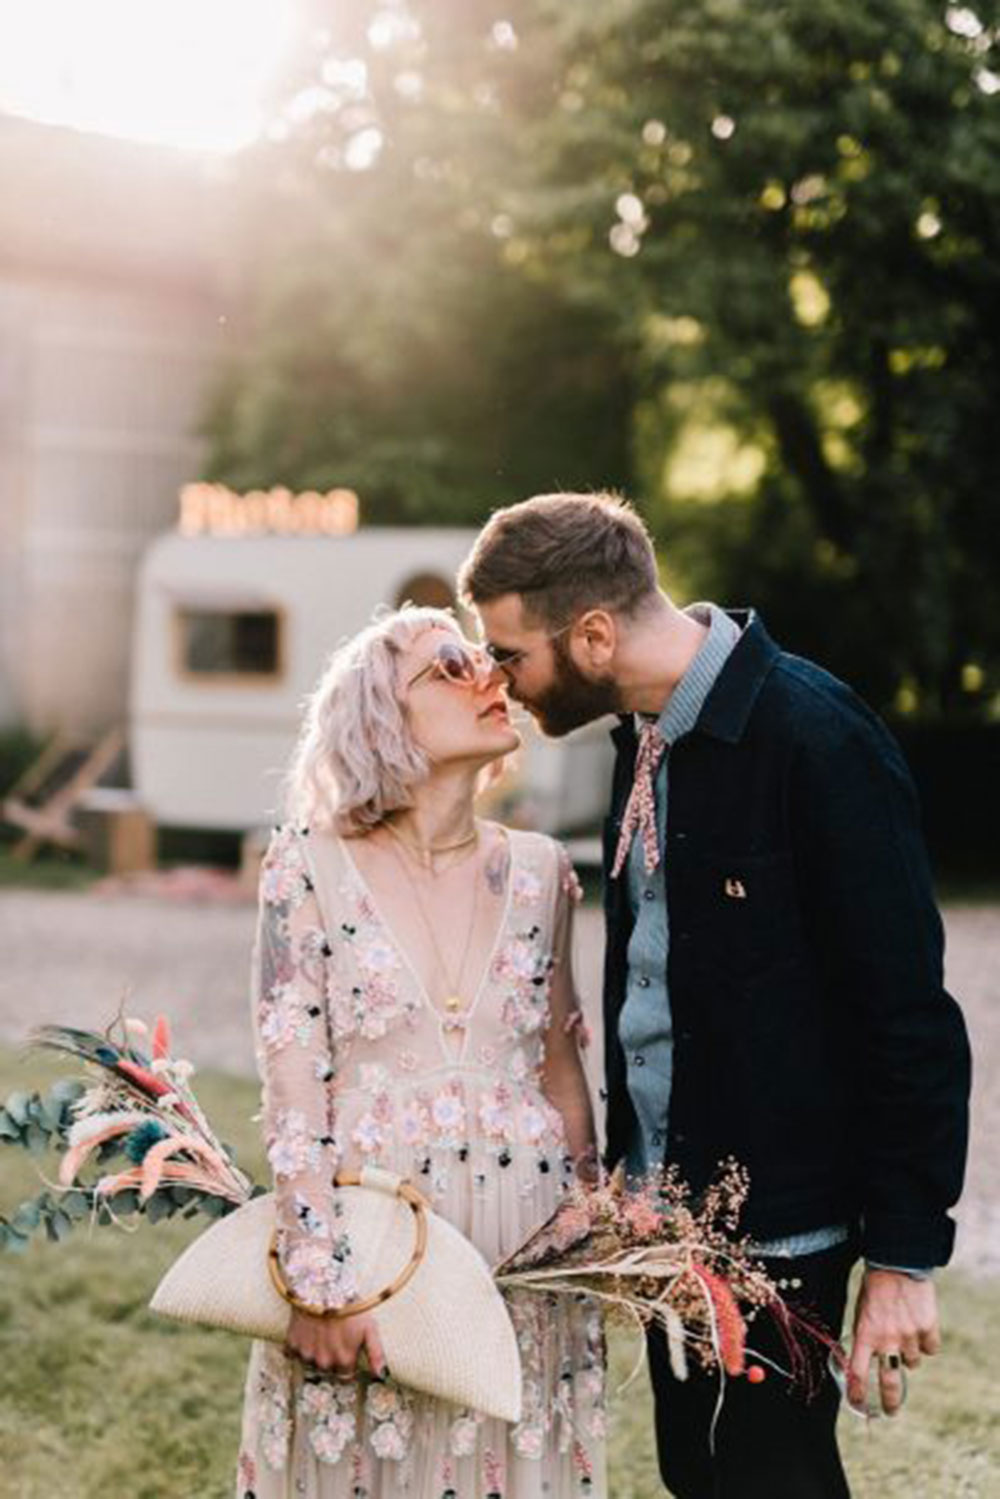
[848,1268,940,1416]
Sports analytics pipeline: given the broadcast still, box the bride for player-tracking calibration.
[235,605,606,1499]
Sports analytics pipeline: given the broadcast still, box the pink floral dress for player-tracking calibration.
[236,825,607,1499]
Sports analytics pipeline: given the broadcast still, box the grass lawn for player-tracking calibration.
[0,850,98,892]
[1,1050,998,1498]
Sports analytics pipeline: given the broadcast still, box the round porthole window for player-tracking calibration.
[393,572,456,610]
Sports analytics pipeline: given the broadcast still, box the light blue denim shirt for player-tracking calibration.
[620,603,851,1259]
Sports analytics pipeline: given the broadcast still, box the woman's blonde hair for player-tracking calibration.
[282,605,459,835]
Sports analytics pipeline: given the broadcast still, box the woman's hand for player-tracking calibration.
[284,1307,387,1380]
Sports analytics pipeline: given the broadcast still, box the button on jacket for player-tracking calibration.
[601,610,972,1268]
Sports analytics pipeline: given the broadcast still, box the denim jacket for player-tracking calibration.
[601,610,971,1268]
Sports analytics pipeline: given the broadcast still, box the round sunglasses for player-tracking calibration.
[405,639,496,691]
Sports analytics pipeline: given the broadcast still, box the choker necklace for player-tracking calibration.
[384,819,478,873]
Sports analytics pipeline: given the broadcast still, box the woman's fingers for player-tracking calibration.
[284,1312,385,1382]
[364,1319,387,1379]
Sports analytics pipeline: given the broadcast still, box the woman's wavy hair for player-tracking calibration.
[282,604,459,836]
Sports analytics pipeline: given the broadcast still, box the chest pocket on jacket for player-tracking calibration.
[683,848,803,984]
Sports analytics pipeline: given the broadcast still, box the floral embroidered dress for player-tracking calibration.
[236,824,607,1499]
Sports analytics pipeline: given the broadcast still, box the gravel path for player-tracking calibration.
[0,889,995,1276]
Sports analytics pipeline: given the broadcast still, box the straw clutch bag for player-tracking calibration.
[150,1165,522,1423]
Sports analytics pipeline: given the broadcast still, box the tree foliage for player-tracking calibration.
[203,0,634,525]
[516,0,1000,714]
[204,0,1000,716]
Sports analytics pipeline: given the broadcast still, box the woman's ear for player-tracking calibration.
[575,608,617,668]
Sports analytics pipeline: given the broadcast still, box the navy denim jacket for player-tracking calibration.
[601,611,971,1267]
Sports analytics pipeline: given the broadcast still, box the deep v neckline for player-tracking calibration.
[337,828,518,1045]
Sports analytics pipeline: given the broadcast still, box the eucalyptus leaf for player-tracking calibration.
[2,1225,30,1253]
[11,1200,41,1233]
[39,1097,67,1133]
[0,1111,21,1141]
[48,1210,74,1242]
[63,1192,92,1221]
[4,1092,29,1127]
[50,1078,85,1103]
[25,1095,45,1123]
[144,1193,174,1224]
[25,1124,49,1155]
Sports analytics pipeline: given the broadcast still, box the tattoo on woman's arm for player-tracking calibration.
[484,844,510,895]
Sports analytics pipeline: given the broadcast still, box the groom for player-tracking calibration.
[459,491,971,1499]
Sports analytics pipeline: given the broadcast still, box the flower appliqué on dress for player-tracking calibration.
[366,1380,415,1462]
[494,928,554,1037]
[328,883,419,1043]
[259,981,315,1053]
[298,1379,358,1466]
[512,867,544,908]
[351,1090,393,1156]
[261,832,312,909]
[256,1350,293,1470]
[267,1107,319,1179]
[429,1083,467,1147]
[479,1082,515,1144]
[448,1409,482,1457]
[279,1226,356,1308]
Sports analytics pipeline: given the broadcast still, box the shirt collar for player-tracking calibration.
[611,608,780,751]
[634,602,742,745]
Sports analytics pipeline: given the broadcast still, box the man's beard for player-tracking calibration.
[522,638,625,737]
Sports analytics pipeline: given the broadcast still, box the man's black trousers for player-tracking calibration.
[646,1241,857,1499]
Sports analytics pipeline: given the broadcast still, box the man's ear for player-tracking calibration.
[574,608,617,668]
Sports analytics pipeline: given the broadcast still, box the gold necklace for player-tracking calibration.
[383,832,481,1024]
[384,818,478,874]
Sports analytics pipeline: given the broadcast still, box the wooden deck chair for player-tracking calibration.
[2,725,126,862]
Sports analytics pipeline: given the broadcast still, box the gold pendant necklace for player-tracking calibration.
[383,829,481,1027]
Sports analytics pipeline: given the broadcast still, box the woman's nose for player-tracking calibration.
[473,651,503,688]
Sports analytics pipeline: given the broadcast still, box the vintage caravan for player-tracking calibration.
[130,485,614,836]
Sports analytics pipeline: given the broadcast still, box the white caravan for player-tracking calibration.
[130,497,613,836]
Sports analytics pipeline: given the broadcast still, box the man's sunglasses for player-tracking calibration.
[405,639,496,691]
[483,620,575,675]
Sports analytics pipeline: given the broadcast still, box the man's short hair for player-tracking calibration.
[458,491,659,627]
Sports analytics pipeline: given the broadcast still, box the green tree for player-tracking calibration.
[518,0,1000,716]
[203,0,634,525]
[205,1,1000,717]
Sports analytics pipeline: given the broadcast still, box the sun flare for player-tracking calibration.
[0,0,296,152]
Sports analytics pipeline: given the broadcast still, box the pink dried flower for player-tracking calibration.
[691,1263,746,1377]
[622,1193,663,1241]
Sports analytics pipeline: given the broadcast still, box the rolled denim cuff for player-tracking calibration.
[865,1260,933,1281]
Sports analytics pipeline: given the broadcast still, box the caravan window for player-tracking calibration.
[393,573,456,610]
[176,608,282,680]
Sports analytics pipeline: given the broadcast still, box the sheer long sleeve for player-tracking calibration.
[252,826,357,1310]
[541,844,598,1182]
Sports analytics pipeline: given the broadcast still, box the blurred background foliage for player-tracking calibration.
[204,0,1000,727]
